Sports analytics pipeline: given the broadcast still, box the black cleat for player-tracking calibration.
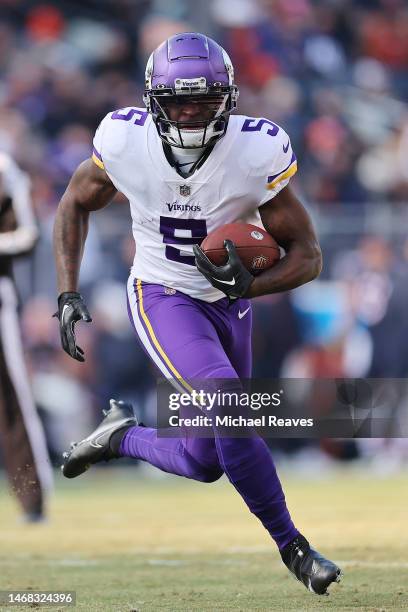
[281,534,342,595]
[61,399,137,479]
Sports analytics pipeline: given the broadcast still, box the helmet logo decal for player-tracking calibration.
[221,49,234,85]
[145,52,154,90]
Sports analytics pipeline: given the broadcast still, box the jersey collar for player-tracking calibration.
[162,142,216,178]
[147,116,239,189]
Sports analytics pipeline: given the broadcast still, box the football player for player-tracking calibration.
[54,33,341,594]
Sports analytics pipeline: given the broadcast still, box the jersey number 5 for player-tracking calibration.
[241,118,279,137]
[160,217,207,266]
[111,108,148,125]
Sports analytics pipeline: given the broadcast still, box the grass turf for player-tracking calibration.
[0,467,407,611]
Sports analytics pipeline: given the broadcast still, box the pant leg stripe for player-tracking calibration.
[0,277,53,492]
[135,280,193,393]
[126,276,191,395]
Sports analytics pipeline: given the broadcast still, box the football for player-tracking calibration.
[201,223,280,274]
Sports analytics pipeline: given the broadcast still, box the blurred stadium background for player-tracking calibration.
[0,0,407,609]
[1,0,407,465]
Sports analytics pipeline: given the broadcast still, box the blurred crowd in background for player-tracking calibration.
[0,0,407,469]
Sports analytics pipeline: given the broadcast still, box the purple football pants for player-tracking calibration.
[121,277,298,550]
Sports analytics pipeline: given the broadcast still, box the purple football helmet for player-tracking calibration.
[143,33,239,149]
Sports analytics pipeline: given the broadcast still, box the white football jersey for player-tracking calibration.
[92,108,297,302]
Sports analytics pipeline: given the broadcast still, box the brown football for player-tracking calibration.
[201,223,280,274]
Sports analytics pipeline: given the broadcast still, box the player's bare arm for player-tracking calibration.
[53,159,117,361]
[53,158,117,293]
[246,185,322,298]
[194,185,322,300]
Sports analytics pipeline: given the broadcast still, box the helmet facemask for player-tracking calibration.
[143,35,239,149]
[145,88,238,148]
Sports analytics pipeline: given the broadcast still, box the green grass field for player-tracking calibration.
[0,467,407,611]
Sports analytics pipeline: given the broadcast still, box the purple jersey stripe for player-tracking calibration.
[267,152,297,184]
[92,146,103,161]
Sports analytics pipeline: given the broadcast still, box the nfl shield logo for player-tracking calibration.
[180,185,191,197]
[252,255,269,270]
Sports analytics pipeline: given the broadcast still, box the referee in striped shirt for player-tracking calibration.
[0,152,52,522]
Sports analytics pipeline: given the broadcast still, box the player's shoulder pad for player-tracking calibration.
[92,107,149,169]
[234,115,294,172]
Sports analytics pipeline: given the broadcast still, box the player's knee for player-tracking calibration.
[184,451,223,483]
[194,466,223,483]
[216,435,268,469]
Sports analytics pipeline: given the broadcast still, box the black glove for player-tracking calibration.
[193,239,254,298]
[53,292,92,362]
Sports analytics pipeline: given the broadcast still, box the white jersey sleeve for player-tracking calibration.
[259,128,297,205]
[91,114,109,170]
[91,107,149,190]
[235,117,298,208]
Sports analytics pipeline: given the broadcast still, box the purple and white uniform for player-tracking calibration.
[92,110,297,301]
[90,32,299,551]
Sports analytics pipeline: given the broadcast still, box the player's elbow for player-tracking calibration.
[305,241,323,281]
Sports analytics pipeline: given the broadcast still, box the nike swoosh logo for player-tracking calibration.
[90,441,102,448]
[88,418,134,449]
[238,307,250,319]
[283,140,290,153]
[215,277,236,286]
[62,303,70,323]
[89,431,109,449]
